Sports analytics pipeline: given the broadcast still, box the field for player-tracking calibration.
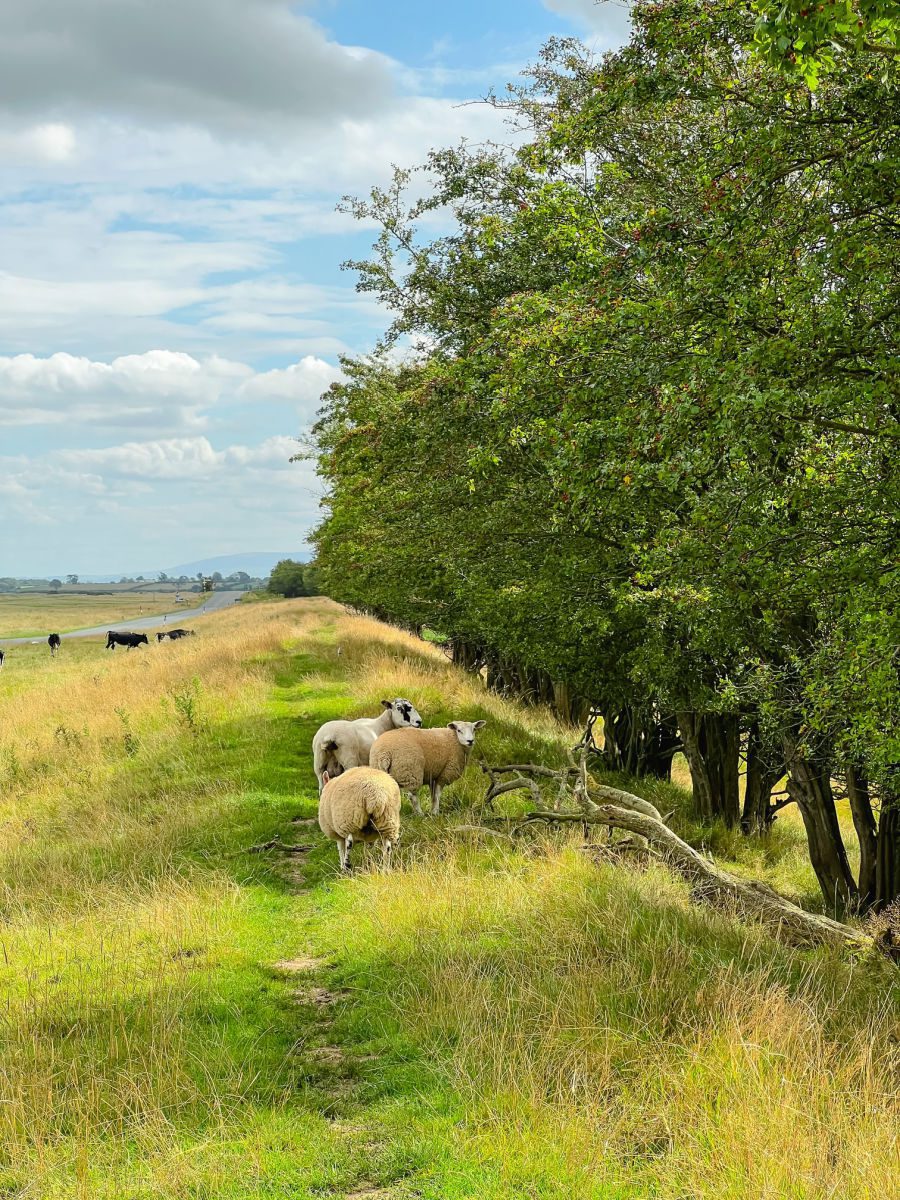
[0,597,896,1198]
[0,591,203,639]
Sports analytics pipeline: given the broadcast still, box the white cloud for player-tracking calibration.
[0,122,77,163]
[239,356,342,402]
[0,349,339,432]
[542,0,632,45]
[0,432,323,573]
[57,437,223,480]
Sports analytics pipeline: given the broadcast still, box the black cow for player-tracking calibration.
[106,631,149,650]
[0,650,4,668]
[156,628,195,642]
[48,633,61,655]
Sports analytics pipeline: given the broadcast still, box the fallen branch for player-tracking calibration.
[486,775,543,804]
[520,799,884,958]
[481,762,579,779]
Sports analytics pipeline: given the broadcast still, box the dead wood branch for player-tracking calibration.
[520,800,882,957]
[482,762,579,778]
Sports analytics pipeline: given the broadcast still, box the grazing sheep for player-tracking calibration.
[318,766,401,872]
[312,698,422,791]
[370,720,486,815]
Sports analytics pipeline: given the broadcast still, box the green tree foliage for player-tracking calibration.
[311,1,899,913]
[752,0,900,86]
[267,559,318,598]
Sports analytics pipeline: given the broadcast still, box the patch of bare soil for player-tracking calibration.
[272,955,324,973]
[307,1045,346,1065]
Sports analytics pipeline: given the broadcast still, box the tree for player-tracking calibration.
[752,0,900,86]
[311,0,900,913]
[267,559,309,598]
[66,574,78,585]
[49,579,62,591]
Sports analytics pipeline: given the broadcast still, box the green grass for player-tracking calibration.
[0,599,895,1197]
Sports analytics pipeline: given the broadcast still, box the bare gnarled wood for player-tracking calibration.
[521,799,885,957]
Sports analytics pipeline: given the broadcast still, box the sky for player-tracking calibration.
[0,0,632,576]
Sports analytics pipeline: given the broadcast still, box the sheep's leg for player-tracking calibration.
[430,782,442,816]
[336,836,349,871]
[408,790,423,816]
[342,833,354,873]
[381,838,393,869]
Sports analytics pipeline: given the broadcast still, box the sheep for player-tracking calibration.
[370,720,486,816]
[312,698,422,791]
[318,766,401,872]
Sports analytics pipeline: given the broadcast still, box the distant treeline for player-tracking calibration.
[1,572,272,594]
[310,3,900,915]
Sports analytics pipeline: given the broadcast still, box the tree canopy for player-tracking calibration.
[310,0,899,915]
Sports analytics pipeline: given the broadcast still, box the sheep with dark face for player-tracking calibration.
[311,698,423,791]
[370,720,486,815]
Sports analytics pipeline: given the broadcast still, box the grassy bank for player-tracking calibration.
[0,591,203,639]
[0,598,895,1197]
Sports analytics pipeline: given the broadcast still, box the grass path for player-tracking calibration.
[0,599,896,1198]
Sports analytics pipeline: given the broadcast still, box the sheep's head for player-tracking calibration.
[382,697,423,728]
[447,719,486,748]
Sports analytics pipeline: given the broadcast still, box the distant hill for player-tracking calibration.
[162,552,311,578]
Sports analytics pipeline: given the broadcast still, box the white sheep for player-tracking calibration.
[318,766,401,871]
[312,698,422,791]
[370,720,486,815]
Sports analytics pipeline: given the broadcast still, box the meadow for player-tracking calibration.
[0,591,202,639]
[0,598,895,1198]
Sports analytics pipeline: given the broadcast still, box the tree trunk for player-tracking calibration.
[742,722,784,834]
[875,790,900,911]
[847,766,877,911]
[678,711,715,819]
[678,713,742,826]
[641,714,678,781]
[551,679,569,723]
[784,741,858,917]
[601,707,675,779]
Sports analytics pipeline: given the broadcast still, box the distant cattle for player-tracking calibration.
[106,631,149,650]
[156,628,195,642]
[48,633,61,655]
[0,650,4,668]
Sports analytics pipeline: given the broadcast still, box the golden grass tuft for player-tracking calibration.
[324,842,900,1198]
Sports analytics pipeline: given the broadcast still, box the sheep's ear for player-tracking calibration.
[322,771,331,785]
[448,722,460,732]
[381,699,393,710]
[473,720,487,730]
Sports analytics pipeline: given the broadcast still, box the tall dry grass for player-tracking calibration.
[0,601,333,887]
[0,599,348,1187]
[322,843,900,1199]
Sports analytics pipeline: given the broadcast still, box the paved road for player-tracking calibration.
[0,590,243,647]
